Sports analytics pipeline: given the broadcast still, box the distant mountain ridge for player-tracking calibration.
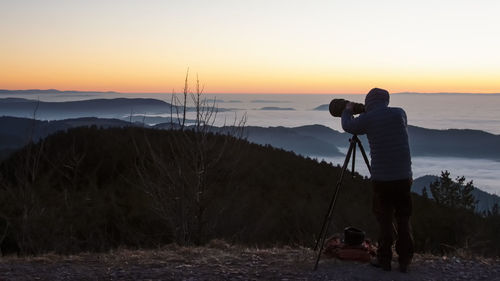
[1,115,500,161]
[408,126,500,159]
[239,123,500,161]
[313,104,329,111]
[241,125,344,157]
[0,97,173,120]
[258,107,295,111]
[0,97,234,121]
[0,89,119,95]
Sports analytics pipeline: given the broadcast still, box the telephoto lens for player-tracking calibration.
[329,99,365,117]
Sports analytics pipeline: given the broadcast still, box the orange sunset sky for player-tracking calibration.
[1,0,499,94]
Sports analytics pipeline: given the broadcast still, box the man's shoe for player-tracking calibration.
[370,259,391,271]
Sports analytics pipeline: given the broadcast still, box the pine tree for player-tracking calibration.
[456,175,476,211]
[422,186,429,199]
[429,170,477,211]
[491,203,500,217]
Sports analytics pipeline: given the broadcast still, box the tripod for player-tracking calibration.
[313,134,371,270]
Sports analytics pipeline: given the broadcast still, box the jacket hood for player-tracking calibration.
[365,88,389,112]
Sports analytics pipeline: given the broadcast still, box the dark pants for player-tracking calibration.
[372,179,414,266]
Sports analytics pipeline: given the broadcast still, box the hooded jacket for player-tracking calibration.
[341,88,412,181]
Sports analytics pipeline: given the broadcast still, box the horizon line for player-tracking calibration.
[2,88,500,95]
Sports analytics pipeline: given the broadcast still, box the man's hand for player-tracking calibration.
[345,102,354,111]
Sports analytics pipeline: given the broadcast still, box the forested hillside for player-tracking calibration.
[0,127,499,256]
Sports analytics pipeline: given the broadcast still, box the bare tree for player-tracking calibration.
[134,71,246,245]
[6,100,46,254]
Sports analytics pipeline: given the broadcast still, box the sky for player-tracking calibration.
[1,0,499,94]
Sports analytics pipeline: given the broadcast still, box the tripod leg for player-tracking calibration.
[314,142,354,251]
[356,138,371,173]
[313,141,355,270]
[351,138,356,178]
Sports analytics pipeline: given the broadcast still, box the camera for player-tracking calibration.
[329,99,365,117]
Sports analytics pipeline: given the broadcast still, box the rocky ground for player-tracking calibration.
[0,242,499,281]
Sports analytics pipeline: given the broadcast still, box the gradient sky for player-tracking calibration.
[1,0,499,94]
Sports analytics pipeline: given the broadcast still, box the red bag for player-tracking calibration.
[323,236,377,263]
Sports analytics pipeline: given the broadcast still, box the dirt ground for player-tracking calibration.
[0,242,499,281]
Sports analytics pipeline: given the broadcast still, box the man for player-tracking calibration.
[341,88,414,273]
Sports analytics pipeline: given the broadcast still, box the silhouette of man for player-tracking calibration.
[341,88,414,273]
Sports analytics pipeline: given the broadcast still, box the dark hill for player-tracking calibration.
[0,116,498,218]
[0,126,373,254]
[0,127,498,256]
[0,116,131,158]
